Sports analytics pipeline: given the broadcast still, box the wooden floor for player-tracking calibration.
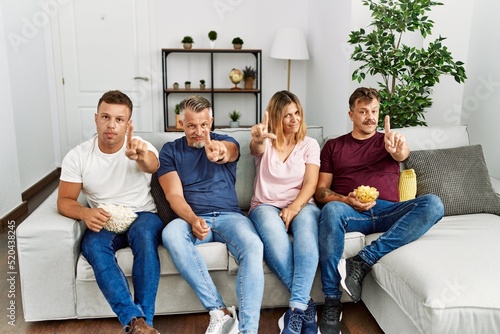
[1,179,384,334]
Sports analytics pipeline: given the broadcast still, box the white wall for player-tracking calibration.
[306,0,353,138]
[462,0,500,178]
[421,1,473,127]
[0,3,23,218]
[0,0,57,217]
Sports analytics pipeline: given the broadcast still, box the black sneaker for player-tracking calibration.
[338,255,372,303]
[319,299,342,334]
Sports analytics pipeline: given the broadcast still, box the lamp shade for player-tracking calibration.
[270,27,309,60]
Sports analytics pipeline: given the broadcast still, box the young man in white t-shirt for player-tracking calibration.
[57,90,163,334]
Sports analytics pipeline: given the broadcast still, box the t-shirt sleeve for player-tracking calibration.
[319,139,334,174]
[60,148,83,183]
[305,137,321,166]
[158,142,176,178]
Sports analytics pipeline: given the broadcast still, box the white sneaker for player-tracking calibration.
[206,306,239,334]
[338,258,352,296]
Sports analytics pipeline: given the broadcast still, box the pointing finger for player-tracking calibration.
[384,115,391,135]
[262,111,277,140]
[262,110,269,130]
[127,123,134,149]
[204,129,212,145]
[384,115,396,149]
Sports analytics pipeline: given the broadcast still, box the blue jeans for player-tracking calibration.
[81,212,163,326]
[249,204,320,311]
[162,212,264,334]
[318,194,444,300]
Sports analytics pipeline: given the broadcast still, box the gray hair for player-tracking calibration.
[179,95,213,120]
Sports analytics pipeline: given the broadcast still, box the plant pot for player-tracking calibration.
[183,43,192,49]
[244,78,254,89]
[175,114,182,130]
[229,121,240,128]
[173,83,179,90]
[200,84,206,90]
[233,44,242,50]
[184,84,191,90]
[209,41,216,49]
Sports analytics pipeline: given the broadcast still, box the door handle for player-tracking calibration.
[134,76,149,82]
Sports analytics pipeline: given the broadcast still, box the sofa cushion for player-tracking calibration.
[150,172,177,225]
[398,169,416,201]
[216,128,255,210]
[76,242,230,280]
[406,145,500,216]
[365,214,500,333]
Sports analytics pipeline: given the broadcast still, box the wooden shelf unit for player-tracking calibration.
[161,48,262,131]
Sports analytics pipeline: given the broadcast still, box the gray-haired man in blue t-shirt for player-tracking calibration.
[157,95,264,334]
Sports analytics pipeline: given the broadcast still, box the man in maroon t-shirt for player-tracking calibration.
[314,87,444,334]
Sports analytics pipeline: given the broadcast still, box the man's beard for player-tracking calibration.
[192,141,205,149]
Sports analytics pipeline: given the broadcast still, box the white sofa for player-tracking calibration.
[17,125,500,333]
[361,126,500,333]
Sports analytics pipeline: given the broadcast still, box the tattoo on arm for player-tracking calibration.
[319,188,344,200]
[318,188,331,199]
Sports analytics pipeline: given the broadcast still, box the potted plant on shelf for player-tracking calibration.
[173,82,179,90]
[184,81,191,89]
[229,110,241,128]
[181,36,194,49]
[242,66,256,89]
[208,30,217,49]
[174,104,182,129]
[231,37,244,49]
[199,79,206,90]
[348,0,466,128]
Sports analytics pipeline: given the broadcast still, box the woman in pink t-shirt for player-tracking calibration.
[248,91,321,334]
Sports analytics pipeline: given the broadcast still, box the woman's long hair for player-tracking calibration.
[266,90,307,151]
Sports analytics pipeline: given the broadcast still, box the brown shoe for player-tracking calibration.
[126,317,159,334]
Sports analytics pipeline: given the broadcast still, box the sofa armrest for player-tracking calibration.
[490,176,500,195]
[17,189,86,321]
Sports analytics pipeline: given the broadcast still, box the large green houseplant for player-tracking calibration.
[349,0,467,128]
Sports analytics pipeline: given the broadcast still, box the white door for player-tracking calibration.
[56,0,156,151]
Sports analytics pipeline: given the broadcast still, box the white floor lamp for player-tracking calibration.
[270,27,310,91]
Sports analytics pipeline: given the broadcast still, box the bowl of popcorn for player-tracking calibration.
[98,203,138,234]
[355,185,379,203]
